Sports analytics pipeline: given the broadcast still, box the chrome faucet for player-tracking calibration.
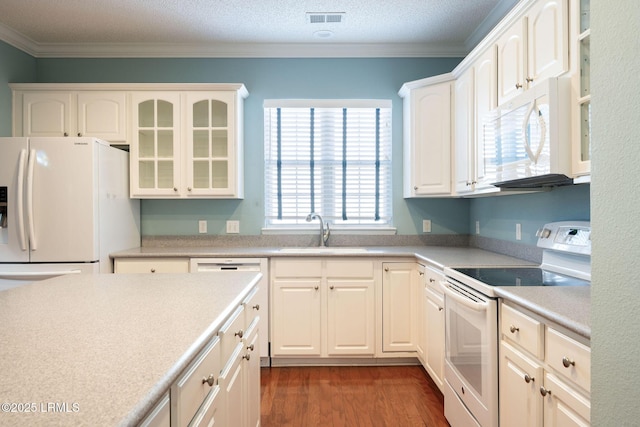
[306,212,330,247]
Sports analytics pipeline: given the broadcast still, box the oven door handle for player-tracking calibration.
[440,281,489,312]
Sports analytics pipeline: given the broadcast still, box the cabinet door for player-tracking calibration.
[185,92,239,197]
[326,278,375,356]
[500,341,544,427]
[474,46,498,188]
[527,0,569,86]
[271,279,322,356]
[77,92,127,141]
[497,18,526,105]
[454,68,475,194]
[542,372,590,427]
[382,263,419,352]
[22,92,73,137]
[130,92,181,197]
[243,327,261,427]
[409,82,452,196]
[424,286,445,391]
[416,266,427,364]
[219,344,244,427]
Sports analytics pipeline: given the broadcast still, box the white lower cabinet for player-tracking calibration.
[270,258,375,358]
[500,302,590,427]
[139,284,261,427]
[423,266,445,392]
[382,262,419,352]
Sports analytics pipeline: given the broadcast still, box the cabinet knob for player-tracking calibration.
[330,285,334,290]
[77,132,82,137]
[252,304,260,311]
[539,386,551,397]
[150,268,156,273]
[173,187,178,192]
[438,307,443,312]
[384,267,389,272]
[202,374,216,387]
[524,374,534,384]
[243,354,251,361]
[247,344,254,351]
[314,285,319,290]
[429,278,435,283]
[235,329,244,339]
[64,132,69,137]
[562,356,576,368]
[188,187,192,191]
[526,77,534,83]
[515,83,523,89]
[419,271,424,276]
[509,325,519,333]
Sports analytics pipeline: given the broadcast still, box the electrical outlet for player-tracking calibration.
[198,220,207,234]
[476,221,480,235]
[226,220,240,234]
[516,223,522,240]
[422,219,431,233]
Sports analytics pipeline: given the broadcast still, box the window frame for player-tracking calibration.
[263,99,394,234]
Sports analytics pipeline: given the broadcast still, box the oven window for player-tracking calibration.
[449,309,484,395]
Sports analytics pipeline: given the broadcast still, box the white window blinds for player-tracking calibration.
[264,100,392,228]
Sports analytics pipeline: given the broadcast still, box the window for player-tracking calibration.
[264,99,392,230]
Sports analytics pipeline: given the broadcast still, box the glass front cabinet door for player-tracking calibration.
[185,92,239,197]
[130,92,181,197]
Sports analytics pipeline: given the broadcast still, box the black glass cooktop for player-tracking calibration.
[453,267,590,287]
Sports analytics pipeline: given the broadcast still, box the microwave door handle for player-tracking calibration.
[522,102,537,162]
[439,281,489,312]
[26,149,37,251]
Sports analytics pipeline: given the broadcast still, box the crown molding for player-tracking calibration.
[0,23,468,59]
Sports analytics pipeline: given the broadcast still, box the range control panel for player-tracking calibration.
[536,221,591,255]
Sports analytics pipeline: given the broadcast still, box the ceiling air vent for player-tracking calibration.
[306,12,345,24]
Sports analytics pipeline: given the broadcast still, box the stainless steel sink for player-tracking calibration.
[277,247,370,254]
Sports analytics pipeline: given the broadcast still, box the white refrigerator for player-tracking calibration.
[0,137,140,290]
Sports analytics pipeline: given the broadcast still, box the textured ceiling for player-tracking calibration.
[0,0,518,57]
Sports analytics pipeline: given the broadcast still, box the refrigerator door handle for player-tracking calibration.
[26,149,37,251]
[17,149,28,251]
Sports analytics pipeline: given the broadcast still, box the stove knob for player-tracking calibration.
[536,228,552,238]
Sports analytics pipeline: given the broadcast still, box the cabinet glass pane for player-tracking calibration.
[138,100,154,127]
[193,100,209,127]
[157,130,173,157]
[157,100,173,127]
[581,101,591,161]
[193,160,210,189]
[212,130,228,157]
[139,161,155,188]
[580,0,590,33]
[139,130,155,158]
[193,130,209,157]
[580,36,590,97]
[211,100,227,127]
[157,161,174,189]
[211,161,228,189]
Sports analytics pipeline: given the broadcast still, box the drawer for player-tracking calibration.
[271,259,322,277]
[242,286,261,327]
[114,258,189,274]
[501,304,544,359]
[188,385,222,427]
[218,305,245,363]
[545,327,591,392]
[172,337,220,426]
[425,266,444,293]
[326,259,374,278]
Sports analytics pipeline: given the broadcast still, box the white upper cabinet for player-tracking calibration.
[497,0,569,105]
[400,75,453,197]
[13,88,127,142]
[571,0,591,179]
[129,85,247,199]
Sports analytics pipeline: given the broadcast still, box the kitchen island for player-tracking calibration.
[0,271,261,426]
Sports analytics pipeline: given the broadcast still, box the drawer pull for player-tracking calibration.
[539,386,551,397]
[562,356,576,368]
[524,374,534,384]
[252,304,260,311]
[243,354,251,361]
[202,374,216,387]
[429,278,435,283]
[509,325,520,333]
[247,344,254,351]
[150,268,156,273]
[235,330,244,339]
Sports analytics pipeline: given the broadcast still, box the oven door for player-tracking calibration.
[441,279,498,427]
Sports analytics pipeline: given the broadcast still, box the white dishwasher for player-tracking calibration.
[190,258,270,365]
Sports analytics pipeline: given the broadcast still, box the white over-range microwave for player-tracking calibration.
[482,77,573,189]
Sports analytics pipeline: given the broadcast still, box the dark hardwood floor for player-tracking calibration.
[260,365,449,427]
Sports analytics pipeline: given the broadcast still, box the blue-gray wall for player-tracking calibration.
[0,41,590,241]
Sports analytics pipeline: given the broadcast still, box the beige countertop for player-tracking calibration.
[0,271,261,426]
[112,245,590,338]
